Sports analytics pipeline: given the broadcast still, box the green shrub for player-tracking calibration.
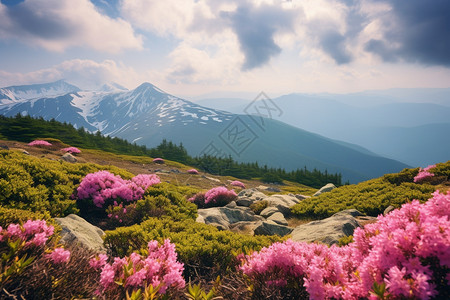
[0,206,55,229]
[104,217,283,279]
[291,177,436,219]
[0,150,134,217]
[249,200,268,215]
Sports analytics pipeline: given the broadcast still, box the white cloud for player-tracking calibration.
[0,59,143,90]
[0,0,142,53]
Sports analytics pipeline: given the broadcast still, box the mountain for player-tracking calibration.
[0,81,410,183]
[197,92,450,166]
[0,80,80,105]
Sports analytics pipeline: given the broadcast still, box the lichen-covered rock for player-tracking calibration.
[55,214,105,253]
[291,209,362,245]
[265,194,301,216]
[254,221,293,237]
[313,183,336,196]
[61,152,77,163]
[260,206,280,218]
[267,212,288,226]
[197,206,264,230]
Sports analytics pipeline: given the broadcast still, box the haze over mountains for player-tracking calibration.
[196,90,450,167]
[0,80,427,183]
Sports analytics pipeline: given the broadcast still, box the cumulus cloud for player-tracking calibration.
[362,0,450,66]
[0,59,142,90]
[0,0,142,52]
[224,2,296,70]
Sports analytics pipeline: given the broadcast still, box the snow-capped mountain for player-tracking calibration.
[0,80,80,105]
[0,81,410,183]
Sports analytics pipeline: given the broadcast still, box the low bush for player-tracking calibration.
[103,217,283,280]
[249,200,269,215]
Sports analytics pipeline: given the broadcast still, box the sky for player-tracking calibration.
[0,0,449,99]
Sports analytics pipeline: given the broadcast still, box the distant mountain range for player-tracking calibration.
[0,80,411,183]
[196,90,450,167]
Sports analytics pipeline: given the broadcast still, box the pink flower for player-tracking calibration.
[27,140,52,147]
[414,164,436,183]
[89,254,108,270]
[187,169,199,174]
[230,180,246,189]
[49,247,71,264]
[61,147,81,154]
[153,158,164,164]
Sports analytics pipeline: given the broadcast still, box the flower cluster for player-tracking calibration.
[414,164,436,183]
[240,190,450,299]
[76,171,160,208]
[230,180,246,189]
[27,140,52,147]
[153,158,164,164]
[91,239,185,296]
[61,147,81,154]
[204,186,237,205]
[48,247,71,264]
[0,219,54,247]
[187,169,199,175]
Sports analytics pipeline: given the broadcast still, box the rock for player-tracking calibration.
[295,194,311,200]
[197,206,264,230]
[229,221,263,235]
[170,169,180,173]
[260,206,280,218]
[61,153,77,163]
[236,198,254,207]
[384,205,395,216]
[266,186,281,192]
[203,176,221,183]
[256,185,269,190]
[55,214,106,253]
[267,212,288,226]
[15,148,30,155]
[0,144,9,150]
[225,201,237,208]
[254,221,293,237]
[334,209,364,217]
[236,189,268,207]
[291,210,361,245]
[238,189,267,201]
[313,183,336,197]
[265,194,301,216]
[196,215,205,223]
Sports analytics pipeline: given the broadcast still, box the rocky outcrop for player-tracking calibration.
[313,183,336,197]
[265,194,301,216]
[291,209,362,245]
[254,221,293,237]
[61,153,77,163]
[197,206,264,230]
[55,214,105,253]
[267,212,288,226]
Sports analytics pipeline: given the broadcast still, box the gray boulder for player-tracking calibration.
[229,221,263,235]
[260,206,279,218]
[291,209,362,245]
[254,221,293,237]
[197,206,264,230]
[61,153,77,163]
[267,212,289,226]
[236,189,268,207]
[55,214,105,253]
[313,183,336,197]
[265,194,301,216]
[295,194,311,200]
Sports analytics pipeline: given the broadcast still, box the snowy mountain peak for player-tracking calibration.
[99,82,128,92]
[0,80,80,105]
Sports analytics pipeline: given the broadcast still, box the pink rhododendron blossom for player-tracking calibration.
[27,140,52,147]
[230,180,246,189]
[61,147,81,154]
[89,254,108,270]
[152,158,164,164]
[414,164,436,183]
[49,247,71,264]
[241,190,450,299]
[95,239,185,295]
[77,171,160,208]
[187,169,199,174]
[204,186,237,205]
[1,220,54,248]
